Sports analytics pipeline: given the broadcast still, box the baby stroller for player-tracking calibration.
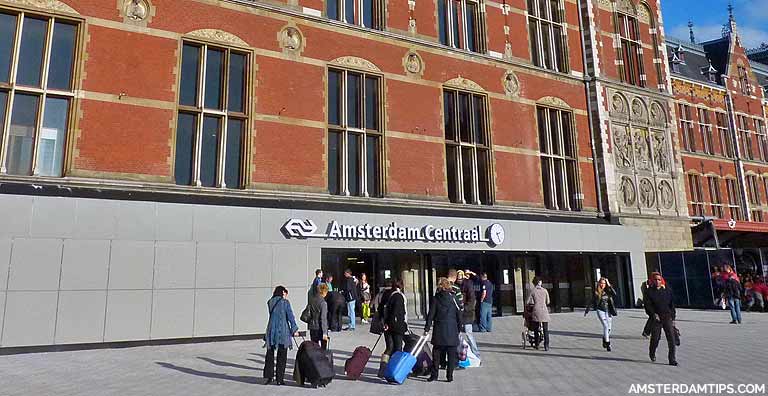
[522,305,540,349]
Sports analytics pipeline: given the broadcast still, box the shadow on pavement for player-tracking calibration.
[492,349,639,363]
[547,330,644,340]
[197,356,259,370]
[155,362,263,385]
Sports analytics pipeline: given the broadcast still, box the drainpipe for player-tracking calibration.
[724,76,752,221]
[577,0,605,217]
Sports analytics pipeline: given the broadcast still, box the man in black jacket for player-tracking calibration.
[342,269,359,331]
[645,272,678,366]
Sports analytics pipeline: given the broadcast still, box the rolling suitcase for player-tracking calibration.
[403,332,420,353]
[295,339,334,388]
[345,334,382,380]
[384,335,428,384]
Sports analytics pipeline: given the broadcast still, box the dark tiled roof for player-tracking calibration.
[746,45,768,65]
[751,61,768,90]
[665,37,721,86]
[702,36,731,81]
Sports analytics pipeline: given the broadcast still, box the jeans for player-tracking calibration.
[479,302,493,332]
[728,297,742,323]
[649,315,676,363]
[431,345,458,380]
[263,345,288,381]
[347,300,356,329]
[596,309,613,342]
[463,324,481,357]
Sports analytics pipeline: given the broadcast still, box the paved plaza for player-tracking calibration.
[1,309,767,396]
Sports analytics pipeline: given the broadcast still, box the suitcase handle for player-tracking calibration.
[410,334,429,357]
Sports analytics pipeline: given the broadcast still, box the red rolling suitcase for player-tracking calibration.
[344,334,382,380]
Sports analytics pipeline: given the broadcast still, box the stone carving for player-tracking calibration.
[650,101,667,127]
[631,98,648,123]
[538,96,570,109]
[403,51,423,75]
[616,0,635,15]
[610,93,629,119]
[619,176,637,207]
[330,56,381,72]
[279,26,304,54]
[637,3,651,24]
[504,41,513,59]
[125,0,148,21]
[658,180,675,209]
[638,178,656,208]
[502,71,520,97]
[187,29,248,47]
[671,79,726,105]
[4,0,78,13]
[633,128,651,171]
[445,76,484,92]
[613,125,633,168]
[652,130,670,173]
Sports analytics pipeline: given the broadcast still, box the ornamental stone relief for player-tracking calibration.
[658,180,675,210]
[5,0,78,14]
[187,29,248,47]
[445,76,484,92]
[619,176,637,207]
[638,178,656,208]
[610,93,629,119]
[403,51,424,76]
[538,96,570,109]
[671,79,726,105]
[650,101,667,128]
[503,71,520,98]
[616,0,635,15]
[278,25,304,55]
[631,98,648,124]
[637,4,651,24]
[652,130,671,173]
[633,128,652,171]
[613,125,633,168]
[118,0,154,26]
[330,56,381,72]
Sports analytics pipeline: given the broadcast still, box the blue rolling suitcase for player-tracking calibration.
[384,335,428,384]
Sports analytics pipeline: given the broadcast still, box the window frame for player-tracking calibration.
[173,39,251,189]
[707,175,724,219]
[327,0,385,30]
[697,107,714,155]
[687,173,705,217]
[526,0,569,73]
[716,111,734,158]
[678,103,696,152]
[725,177,744,221]
[737,115,754,161]
[537,105,582,211]
[0,8,80,178]
[326,66,384,198]
[437,0,487,54]
[616,11,644,87]
[443,87,493,205]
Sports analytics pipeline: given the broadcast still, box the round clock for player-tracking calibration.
[488,223,505,246]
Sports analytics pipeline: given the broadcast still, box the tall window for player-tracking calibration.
[747,174,762,221]
[175,42,248,189]
[697,108,714,155]
[716,112,734,158]
[443,88,492,205]
[687,174,705,217]
[327,0,384,30]
[617,12,644,86]
[327,68,382,197]
[678,103,695,152]
[537,106,580,211]
[527,0,568,72]
[725,178,743,220]
[756,119,768,162]
[0,11,77,177]
[707,176,724,218]
[737,115,753,160]
[437,0,486,53]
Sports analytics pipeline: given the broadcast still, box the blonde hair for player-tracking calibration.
[437,277,452,292]
[317,283,329,297]
[596,277,608,298]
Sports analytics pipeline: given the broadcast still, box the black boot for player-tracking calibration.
[606,341,611,352]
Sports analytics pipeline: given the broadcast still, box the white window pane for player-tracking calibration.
[37,97,69,176]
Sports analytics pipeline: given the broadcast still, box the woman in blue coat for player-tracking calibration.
[264,286,299,385]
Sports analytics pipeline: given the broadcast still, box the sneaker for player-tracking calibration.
[669,361,678,367]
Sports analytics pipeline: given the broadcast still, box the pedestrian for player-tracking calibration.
[359,273,372,324]
[324,274,335,292]
[308,268,323,299]
[478,272,494,332]
[306,283,330,350]
[640,277,653,338]
[584,277,618,352]
[425,277,462,383]
[723,270,743,324]
[263,286,299,386]
[459,270,481,358]
[645,272,678,366]
[383,279,408,355]
[376,279,395,378]
[526,277,550,351]
[342,269,359,331]
[326,289,345,332]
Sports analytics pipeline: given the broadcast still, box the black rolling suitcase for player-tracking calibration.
[295,340,334,388]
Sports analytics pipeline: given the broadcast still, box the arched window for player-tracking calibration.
[615,0,644,86]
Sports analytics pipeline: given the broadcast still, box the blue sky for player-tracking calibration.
[662,0,768,49]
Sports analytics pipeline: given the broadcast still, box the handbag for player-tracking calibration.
[300,305,312,324]
[673,325,681,346]
[370,315,385,335]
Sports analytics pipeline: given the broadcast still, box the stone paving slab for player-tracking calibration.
[1,309,767,396]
